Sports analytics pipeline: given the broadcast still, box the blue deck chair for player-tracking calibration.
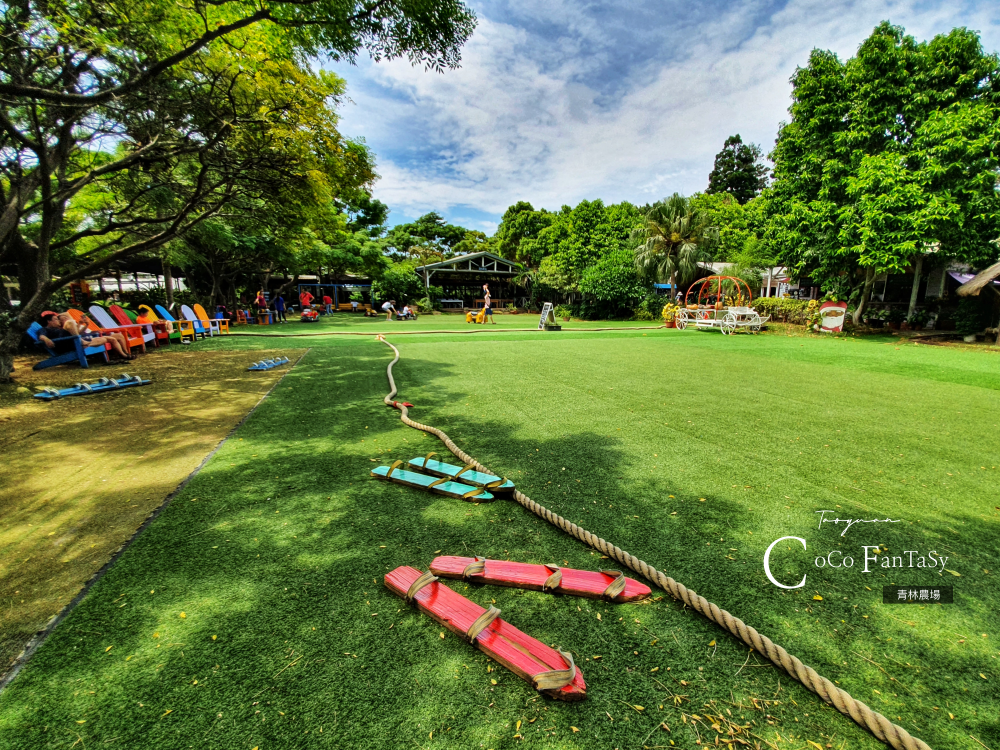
[180,304,214,337]
[26,322,110,370]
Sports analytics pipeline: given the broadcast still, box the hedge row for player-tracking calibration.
[750,297,814,324]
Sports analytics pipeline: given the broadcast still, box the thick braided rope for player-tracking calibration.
[377,337,931,750]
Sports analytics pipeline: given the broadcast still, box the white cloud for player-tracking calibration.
[328,0,1000,226]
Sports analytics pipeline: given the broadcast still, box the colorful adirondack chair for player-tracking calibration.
[194,303,229,335]
[122,306,170,345]
[109,304,158,348]
[155,305,199,342]
[64,308,137,355]
[87,305,147,354]
[134,305,179,343]
[180,305,213,338]
[235,309,249,325]
[26,321,110,370]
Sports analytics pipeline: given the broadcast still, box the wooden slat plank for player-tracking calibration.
[385,566,586,701]
[429,556,651,602]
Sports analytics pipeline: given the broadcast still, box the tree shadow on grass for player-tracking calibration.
[0,342,994,750]
[0,348,301,679]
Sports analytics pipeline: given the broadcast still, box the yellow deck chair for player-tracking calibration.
[194,303,229,335]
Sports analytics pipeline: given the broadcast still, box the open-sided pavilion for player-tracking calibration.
[415,251,524,309]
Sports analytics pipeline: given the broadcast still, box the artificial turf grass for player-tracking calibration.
[0,332,997,749]
[0,348,303,682]
[229,310,661,336]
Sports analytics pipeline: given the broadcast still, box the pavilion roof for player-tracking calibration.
[415,251,523,276]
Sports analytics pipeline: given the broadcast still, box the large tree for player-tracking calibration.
[706,135,769,204]
[770,22,1000,324]
[0,0,476,379]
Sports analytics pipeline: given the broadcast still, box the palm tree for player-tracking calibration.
[634,194,718,299]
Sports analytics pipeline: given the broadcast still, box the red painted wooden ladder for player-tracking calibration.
[385,566,587,700]
[429,556,651,602]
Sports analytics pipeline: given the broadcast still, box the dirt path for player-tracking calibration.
[0,347,305,681]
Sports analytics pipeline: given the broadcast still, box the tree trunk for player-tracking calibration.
[852,268,878,326]
[0,282,56,381]
[162,255,174,308]
[669,270,677,302]
[907,255,923,320]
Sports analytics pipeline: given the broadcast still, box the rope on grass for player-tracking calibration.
[377,336,931,750]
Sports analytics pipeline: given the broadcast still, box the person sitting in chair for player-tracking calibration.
[136,307,173,334]
[38,311,131,359]
[59,312,132,356]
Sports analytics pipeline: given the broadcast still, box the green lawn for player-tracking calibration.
[235,309,659,336]
[1,327,998,750]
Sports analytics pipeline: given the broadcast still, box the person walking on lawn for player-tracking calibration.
[273,294,287,322]
[322,293,333,314]
[483,284,495,324]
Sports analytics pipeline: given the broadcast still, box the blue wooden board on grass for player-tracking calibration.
[407,454,514,491]
[248,357,290,371]
[34,374,151,401]
[371,461,495,501]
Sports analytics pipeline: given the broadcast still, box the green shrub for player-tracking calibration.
[578,247,648,318]
[632,292,663,321]
[371,262,423,305]
[954,297,986,336]
[554,304,573,319]
[751,297,812,324]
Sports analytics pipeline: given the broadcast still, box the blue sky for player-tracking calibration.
[325,0,1000,233]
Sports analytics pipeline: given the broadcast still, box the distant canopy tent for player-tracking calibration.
[414,251,524,308]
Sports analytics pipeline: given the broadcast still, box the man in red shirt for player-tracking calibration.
[299,289,314,311]
[322,294,333,314]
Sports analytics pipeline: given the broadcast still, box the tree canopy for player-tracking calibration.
[768,22,1000,319]
[0,0,477,378]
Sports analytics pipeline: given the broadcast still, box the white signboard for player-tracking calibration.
[538,302,556,330]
